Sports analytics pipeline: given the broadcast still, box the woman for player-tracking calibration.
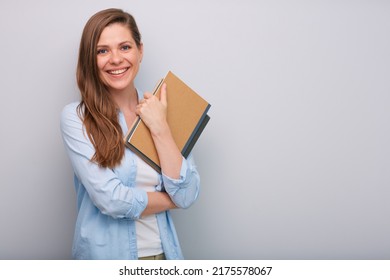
[60,8,200,260]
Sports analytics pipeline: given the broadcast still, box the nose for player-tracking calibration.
[109,50,123,65]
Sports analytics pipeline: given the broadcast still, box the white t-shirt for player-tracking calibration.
[134,156,164,257]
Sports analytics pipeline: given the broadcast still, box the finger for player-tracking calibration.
[135,105,141,116]
[160,83,167,107]
[143,92,153,99]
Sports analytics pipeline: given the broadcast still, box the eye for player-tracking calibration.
[97,49,108,55]
[121,45,131,51]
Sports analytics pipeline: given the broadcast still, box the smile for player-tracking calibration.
[107,68,129,75]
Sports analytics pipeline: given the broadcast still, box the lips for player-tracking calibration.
[107,67,129,75]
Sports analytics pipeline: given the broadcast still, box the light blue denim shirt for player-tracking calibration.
[60,90,200,260]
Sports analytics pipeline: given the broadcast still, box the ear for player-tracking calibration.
[138,42,144,63]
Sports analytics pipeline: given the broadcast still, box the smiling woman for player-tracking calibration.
[60,8,201,260]
[96,24,143,97]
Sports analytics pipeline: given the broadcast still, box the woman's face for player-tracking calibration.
[96,23,143,94]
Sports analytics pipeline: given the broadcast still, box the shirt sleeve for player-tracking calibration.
[161,154,200,209]
[60,104,147,220]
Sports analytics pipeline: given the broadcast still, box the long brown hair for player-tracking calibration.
[76,8,142,168]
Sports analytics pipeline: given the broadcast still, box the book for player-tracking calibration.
[124,71,211,173]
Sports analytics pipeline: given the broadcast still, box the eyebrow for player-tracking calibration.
[97,41,133,48]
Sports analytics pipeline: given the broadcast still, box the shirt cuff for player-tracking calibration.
[124,188,148,220]
[162,156,189,185]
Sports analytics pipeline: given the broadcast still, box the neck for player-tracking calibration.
[110,84,139,113]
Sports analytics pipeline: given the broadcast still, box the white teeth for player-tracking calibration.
[108,68,128,75]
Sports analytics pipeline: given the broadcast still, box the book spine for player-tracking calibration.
[182,114,210,158]
[181,104,211,158]
[125,117,142,142]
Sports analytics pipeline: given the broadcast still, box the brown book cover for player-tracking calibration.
[124,71,211,173]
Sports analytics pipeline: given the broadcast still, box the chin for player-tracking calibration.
[105,78,135,92]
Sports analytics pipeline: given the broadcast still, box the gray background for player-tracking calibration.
[0,0,389,259]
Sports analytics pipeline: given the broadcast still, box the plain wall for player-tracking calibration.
[0,0,389,259]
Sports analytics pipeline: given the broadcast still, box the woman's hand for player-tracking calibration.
[136,83,169,137]
[136,83,182,179]
[141,191,177,217]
